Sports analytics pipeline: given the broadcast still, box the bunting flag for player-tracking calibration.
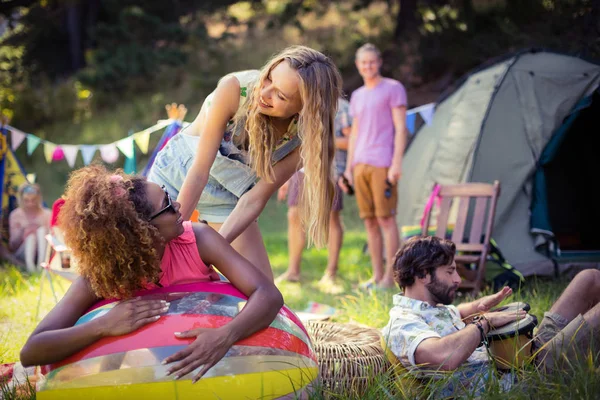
[62,145,79,168]
[52,146,65,162]
[419,103,435,125]
[43,142,57,164]
[116,137,135,159]
[406,113,417,135]
[80,145,97,166]
[100,144,119,164]
[9,128,26,151]
[134,131,151,154]
[27,135,41,155]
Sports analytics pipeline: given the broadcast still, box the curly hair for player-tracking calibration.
[58,165,163,299]
[393,236,456,288]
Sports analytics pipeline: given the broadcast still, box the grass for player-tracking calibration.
[1,196,598,399]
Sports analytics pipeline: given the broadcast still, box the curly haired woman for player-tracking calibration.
[20,165,283,382]
[148,45,343,279]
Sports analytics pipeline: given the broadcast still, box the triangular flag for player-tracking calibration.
[100,144,119,163]
[419,104,435,125]
[52,146,65,162]
[10,128,26,151]
[134,131,151,154]
[27,135,41,155]
[80,145,97,165]
[116,137,135,159]
[62,145,79,168]
[43,142,57,164]
[406,113,417,135]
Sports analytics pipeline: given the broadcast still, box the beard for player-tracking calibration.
[425,274,458,305]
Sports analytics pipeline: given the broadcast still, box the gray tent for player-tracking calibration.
[397,49,600,276]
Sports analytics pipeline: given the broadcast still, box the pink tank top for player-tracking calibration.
[158,221,220,286]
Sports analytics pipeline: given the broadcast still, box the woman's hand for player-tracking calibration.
[23,224,41,238]
[98,298,169,337]
[277,180,290,202]
[163,327,236,383]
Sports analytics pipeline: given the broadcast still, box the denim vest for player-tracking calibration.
[207,133,301,198]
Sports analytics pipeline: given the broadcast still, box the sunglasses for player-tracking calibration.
[149,185,176,221]
[384,179,393,199]
[22,185,39,195]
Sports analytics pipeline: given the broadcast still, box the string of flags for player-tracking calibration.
[2,102,434,168]
[406,102,435,135]
[6,119,178,167]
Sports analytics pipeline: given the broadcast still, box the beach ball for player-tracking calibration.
[37,282,317,399]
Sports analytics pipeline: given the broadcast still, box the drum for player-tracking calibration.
[37,282,317,399]
[487,303,537,370]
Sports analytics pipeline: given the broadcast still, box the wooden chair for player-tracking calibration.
[421,181,501,295]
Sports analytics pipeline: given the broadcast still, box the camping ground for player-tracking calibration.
[1,196,599,399]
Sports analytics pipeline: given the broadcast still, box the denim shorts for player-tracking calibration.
[147,133,239,223]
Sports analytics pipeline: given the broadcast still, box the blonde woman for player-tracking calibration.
[8,183,51,272]
[149,46,342,280]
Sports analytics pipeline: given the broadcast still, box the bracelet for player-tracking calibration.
[470,320,488,347]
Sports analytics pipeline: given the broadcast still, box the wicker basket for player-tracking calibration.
[305,321,390,395]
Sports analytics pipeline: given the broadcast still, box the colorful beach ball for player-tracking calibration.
[37,282,317,399]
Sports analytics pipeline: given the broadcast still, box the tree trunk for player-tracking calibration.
[65,2,83,72]
[394,0,418,40]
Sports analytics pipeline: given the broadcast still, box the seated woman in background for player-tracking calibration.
[20,165,283,382]
[8,183,51,272]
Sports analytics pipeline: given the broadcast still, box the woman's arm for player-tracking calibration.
[218,148,301,243]
[8,210,24,251]
[176,77,241,220]
[334,126,351,150]
[20,278,168,366]
[343,117,359,185]
[162,224,284,382]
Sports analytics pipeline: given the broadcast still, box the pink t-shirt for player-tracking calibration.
[350,78,407,168]
[158,221,220,287]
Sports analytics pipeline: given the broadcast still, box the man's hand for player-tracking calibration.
[387,162,402,184]
[483,309,527,332]
[164,327,236,383]
[477,287,513,313]
[342,169,353,188]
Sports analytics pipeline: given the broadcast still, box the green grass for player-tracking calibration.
[1,196,598,399]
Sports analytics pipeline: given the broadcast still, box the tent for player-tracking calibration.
[0,127,30,244]
[397,49,600,277]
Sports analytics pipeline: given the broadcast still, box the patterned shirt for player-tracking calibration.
[381,294,490,375]
[334,98,351,176]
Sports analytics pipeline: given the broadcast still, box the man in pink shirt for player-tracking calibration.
[342,43,407,289]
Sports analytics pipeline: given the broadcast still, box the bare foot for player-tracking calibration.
[275,271,301,283]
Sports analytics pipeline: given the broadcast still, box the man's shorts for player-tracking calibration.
[287,171,343,212]
[533,312,595,372]
[353,163,397,219]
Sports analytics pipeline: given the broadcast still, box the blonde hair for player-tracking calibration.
[17,183,42,208]
[234,46,342,247]
[355,43,382,60]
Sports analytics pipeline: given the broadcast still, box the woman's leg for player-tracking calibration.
[283,206,305,281]
[208,221,273,281]
[36,226,48,269]
[23,234,37,273]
